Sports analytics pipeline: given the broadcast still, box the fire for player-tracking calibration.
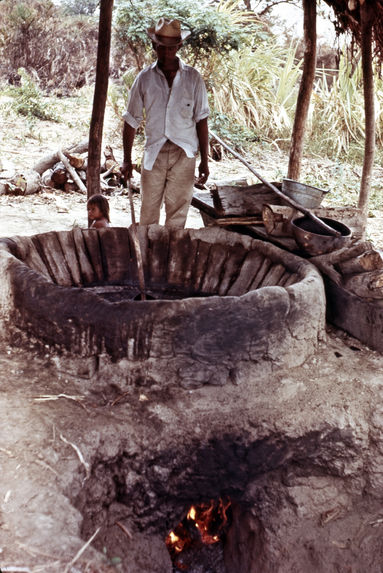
[165,497,232,567]
[167,531,184,553]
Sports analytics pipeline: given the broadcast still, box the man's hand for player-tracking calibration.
[197,159,209,185]
[120,159,133,186]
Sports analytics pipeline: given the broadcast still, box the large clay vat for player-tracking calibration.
[0,225,326,388]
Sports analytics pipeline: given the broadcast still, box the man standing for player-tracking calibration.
[121,17,210,229]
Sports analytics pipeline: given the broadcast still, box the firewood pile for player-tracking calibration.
[310,240,383,298]
[0,140,141,196]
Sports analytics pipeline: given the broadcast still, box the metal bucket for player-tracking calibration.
[282,179,329,208]
[292,216,352,256]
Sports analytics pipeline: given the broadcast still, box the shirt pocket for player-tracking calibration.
[180,98,194,119]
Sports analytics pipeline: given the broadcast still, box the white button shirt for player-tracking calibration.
[123,59,209,171]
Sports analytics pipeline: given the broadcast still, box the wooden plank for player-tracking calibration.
[98,227,133,283]
[278,268,295,287]
[283,273,301,287]
[34,232,73,286]
[57,231,82,287]
[192,190,218,218]
[217,245,248,296]
[212,182,285,217]
[7,236,31,260]
[247,257,273,290]
[147,225,170,286]
[259,263,287,287]
[312,206,363,239]
[72,227,97,285]
[200,243,230,293]
[190,239,213,293]
[167,230,199,289]
[210,216,264,226]
[18,237,53,281]
[226,251,265,295]
[82,229,105,283]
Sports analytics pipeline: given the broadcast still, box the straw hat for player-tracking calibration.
[147,17,191,46]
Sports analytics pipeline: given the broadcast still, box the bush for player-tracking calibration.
[60,0,99,16]
[0,0,98,92]
[8,67,59,120]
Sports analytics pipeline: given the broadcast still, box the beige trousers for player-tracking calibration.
[140,141,196,229]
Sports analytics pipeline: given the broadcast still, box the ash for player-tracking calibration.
[172,541,226,573]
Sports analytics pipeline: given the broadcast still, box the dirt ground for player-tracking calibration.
[1,114,383,570]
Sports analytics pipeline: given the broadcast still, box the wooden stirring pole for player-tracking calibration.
[127,179,147,301]
[210,129,341,237]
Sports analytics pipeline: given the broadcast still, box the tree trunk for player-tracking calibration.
[287,0,317,181]
[358,2,375,227]
[87,0,114,207]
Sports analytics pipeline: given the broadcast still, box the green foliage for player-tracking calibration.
[209,42,301,146]
[308,58,366,158]
[113,0,262,72]
[8,68,59,121]
[210,110,259,151]
[61,0,99,16]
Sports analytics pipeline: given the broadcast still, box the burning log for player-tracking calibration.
[166,498,232,571]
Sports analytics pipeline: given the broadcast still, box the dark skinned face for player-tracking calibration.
[153,42,181,67]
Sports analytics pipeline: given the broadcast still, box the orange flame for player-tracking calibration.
[165,497,231,564]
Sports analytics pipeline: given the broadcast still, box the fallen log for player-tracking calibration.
[64,181,79,193]
[337,250,383,275]
[310,241,376,285]
[58,150,87,194]
[312,241,371,267]
[4,170,42,195]
[66,153,85,170]
[262,204,296,236]
[344,270,383,299]
[51,162,68,186]
[42,172,55,188]
[0,181,10,195]
[32,140,88,174]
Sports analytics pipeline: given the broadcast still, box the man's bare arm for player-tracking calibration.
[121,122,136,181]
[196,117,210,185]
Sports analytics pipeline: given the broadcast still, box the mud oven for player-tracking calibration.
[0,226,381,572]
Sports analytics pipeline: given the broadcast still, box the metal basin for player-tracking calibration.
[282,179,329,208]
[292,216,352,256]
